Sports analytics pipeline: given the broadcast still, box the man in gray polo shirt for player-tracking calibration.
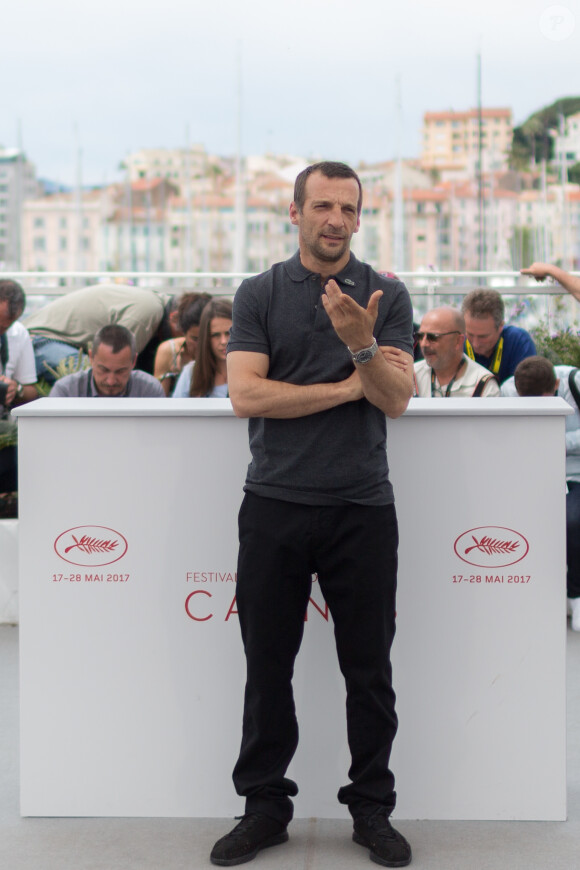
[210,162,414,868]
[50,324,164,398]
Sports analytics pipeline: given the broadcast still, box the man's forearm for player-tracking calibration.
[229,371,363,419]
[355,351,413,418]
[522,263,580,301]
[547,266,580,301]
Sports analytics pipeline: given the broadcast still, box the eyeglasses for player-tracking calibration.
[416,331,462,342]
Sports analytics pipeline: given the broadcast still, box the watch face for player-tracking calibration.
[353,340,378,364]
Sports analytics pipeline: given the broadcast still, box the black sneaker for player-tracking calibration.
[210,813,289,866]
[353,812,412,867]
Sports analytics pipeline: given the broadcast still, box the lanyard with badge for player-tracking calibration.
[430,360,465,397]
[465,336,503,375]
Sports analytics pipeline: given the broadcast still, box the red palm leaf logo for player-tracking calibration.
[55,526,128,566]
[454,527,528,568]
[464,535,520,557]
[64,535,119,555]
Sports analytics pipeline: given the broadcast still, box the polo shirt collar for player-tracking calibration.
[284,250,361,287]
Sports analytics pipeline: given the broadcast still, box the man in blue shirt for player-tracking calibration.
[461,289,536,384]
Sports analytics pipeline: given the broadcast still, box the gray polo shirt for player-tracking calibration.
[228,251,413,506]
[49,369,165,398]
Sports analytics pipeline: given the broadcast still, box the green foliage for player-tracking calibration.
[36,350,91,397]
[531,323,580,366]
[509,96,580,170]
[0,422,18,450]
[510,127,543,171]
[568,162,580,185]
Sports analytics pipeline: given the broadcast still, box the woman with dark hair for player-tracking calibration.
[172,299,232,398]
[154,292,211,396]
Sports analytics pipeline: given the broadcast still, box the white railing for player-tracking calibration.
[6,269,580,332]
[5,272,251,296]
[5,270,579,297]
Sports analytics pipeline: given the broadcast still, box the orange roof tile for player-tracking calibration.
[424,108,512,122]
[410,189,448,202]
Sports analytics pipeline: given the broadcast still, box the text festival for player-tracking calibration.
[184,571,328,622]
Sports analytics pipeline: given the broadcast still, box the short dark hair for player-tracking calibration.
[0,280,25,319]
[514,356,557,396]
[178,292,213,334]
[293,161,363,216]
[92,324,136,358]
[461,289,505,329]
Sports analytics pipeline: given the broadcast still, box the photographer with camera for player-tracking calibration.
[0,280,38,497]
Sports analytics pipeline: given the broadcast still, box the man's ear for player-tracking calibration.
[88,349,94,365]
[289,201,300,226]
[131,355,137,370]
[554,378,560,391]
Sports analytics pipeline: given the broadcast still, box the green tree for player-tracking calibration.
[568,162,580,185]
[509,97,580,170]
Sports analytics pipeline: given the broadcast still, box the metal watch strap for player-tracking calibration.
[349,338,378,365]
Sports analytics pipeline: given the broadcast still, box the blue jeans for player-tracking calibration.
[232,493,399,824]
[32,337,80,385]
[567,482,580,598]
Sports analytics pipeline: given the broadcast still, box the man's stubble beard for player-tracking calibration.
[308,235,350,264]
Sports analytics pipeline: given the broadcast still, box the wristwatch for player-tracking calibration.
[15,382,24,398]
[349,338,378,365]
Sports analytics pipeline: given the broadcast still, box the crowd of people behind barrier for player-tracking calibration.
[1,264,580,629]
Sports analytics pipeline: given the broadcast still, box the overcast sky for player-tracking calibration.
[2,0,579,186]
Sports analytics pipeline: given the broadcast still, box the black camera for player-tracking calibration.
[0,381,9,406]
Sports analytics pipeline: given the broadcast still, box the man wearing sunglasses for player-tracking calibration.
[413,307,500,397]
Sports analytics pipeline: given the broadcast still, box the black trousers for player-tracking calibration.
[232,492,400,825]
[0,445,17,493]
[567,482,580,598]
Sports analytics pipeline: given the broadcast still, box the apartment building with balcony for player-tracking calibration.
[553,112,580,165]
[166,193,296,275]
[352,179,529,273]
[21,188,114,272]
[101,178,178,272]
[123,145,230,197]
[421,108,513,173]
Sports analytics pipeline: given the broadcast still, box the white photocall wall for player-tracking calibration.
[15,397,571,820]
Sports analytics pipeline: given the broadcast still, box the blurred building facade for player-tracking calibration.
[0,147,40,270]
[15,115,580,276]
